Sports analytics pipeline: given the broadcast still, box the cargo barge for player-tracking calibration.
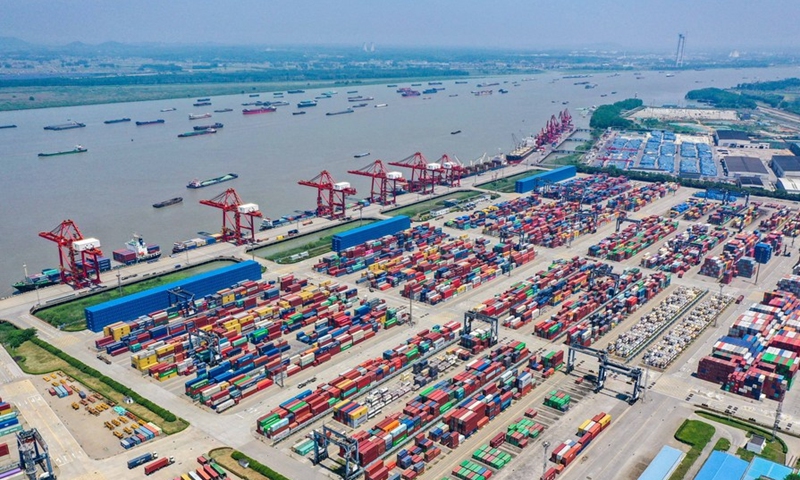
[0,124,17,129]
[351,103,368,108]
[193,102,212,107]
[152,197,183,208]
[38,145,88,157]
[348,96,374,102]
[136,119,165,126]
[12,267,62,293]
[326,109,354,116]
[186,172,238,189]
[44,121,85,131]
[297,100,318,108]
[104,118,131,124]
[242,107,276,114]
[193,123,223,131]
[189,113,212,120]
[178,128,216,138]
[112,234,161,265]
[287,89,305,94]
[213,108,233,113]
[160,107,176,112]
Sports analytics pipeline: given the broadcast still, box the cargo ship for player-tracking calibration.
[477,82,499,87]
[187,172,238,189]
[197,98,211,102]
[249,94,260,97]
[0,124,17,129]
[243,107,276,114]
[270,101,289,107]
[455,81,469,84]
[189,113,212,120]
[193,123,223,131]
[375,104,388,108]
[472,90,493,96]
[136,119,165,126]
[104,118,131,124]
[451,130,461,135]
[354,152,370,158]
[193,102,212,107]
[12,267,62,293]
[178,128,216,138]
[214,108,233,113]
[292,111,307,116]
[297,100,318,108]
[326,109,354,116]
[44,121,85,131]
[351,103,368,108]
[160,107,176,112]
[506,145,535,163]
[260,210,316,230]
[153,197,183,208]
[348,96,374,102]
[287,89,305,94]
[112,234,161,265]
[38,145,88,157]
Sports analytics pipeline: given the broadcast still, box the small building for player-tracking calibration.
[637,446,684,480]
[694,451,749,480]
[714,130,751,147]
[777,177,800,194]
[745,434,765,454]
[737,176,766,190]
[723,156,770,178]
[789,142,800,157]
[771,155,800,178]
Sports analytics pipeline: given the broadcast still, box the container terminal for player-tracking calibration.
[3,110,800,480]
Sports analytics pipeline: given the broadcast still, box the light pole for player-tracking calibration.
[542,441,550,479]
[116,267,122,296]
[715,284,725,327]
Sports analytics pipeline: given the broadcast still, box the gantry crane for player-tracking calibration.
[17,428,56,480]
[438,154,466,187]
[347,160,404,206]
[38,220,103,289]
[559,109,573,132]
[200,188,262,245]
[388,152,439,194]
[298,170,357,220]
[566,344,644,404]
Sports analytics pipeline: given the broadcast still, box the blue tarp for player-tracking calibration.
[694,451,748,480]
[637,446,684,480]
[742,456,792,480]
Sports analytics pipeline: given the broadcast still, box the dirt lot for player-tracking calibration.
[30,371,157,460]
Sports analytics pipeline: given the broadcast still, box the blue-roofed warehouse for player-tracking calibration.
[332,216,410,252]
[85,260,262,332]
[694,451,749,480]
[742,456,792,480]
[637,446,685,480]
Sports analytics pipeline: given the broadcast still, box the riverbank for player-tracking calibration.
[0,75,484,112]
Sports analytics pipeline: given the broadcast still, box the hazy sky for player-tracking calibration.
[2,0,798,51]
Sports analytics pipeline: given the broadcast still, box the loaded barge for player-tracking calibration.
[153,197,183,208]
[186,173,238,189]
[44,121,85,131]
[38,145,88,157]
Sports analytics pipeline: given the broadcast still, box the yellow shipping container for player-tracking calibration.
[199,325,213,332]
[155,345,173,357]
[578,419,592,433]
[600,414,611,428]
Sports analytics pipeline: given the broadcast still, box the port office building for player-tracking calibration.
[85,260,262,332]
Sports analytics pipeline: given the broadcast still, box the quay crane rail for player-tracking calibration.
[38,219,103,289]
[299,170,357,220]
[200,188,262,245]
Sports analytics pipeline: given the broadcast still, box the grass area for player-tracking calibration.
[545,153,583,166]
[209,448,270,480]
[385,191,493,221]
[1,332,187,435]
[33,260,235,331]
[696,411,787,464]
[254,220,376,264]
[713,438,731,452]
[475,169,546,193]
[668,419,716,480]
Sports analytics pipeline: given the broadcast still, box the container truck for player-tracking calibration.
[127,451,157,469]
[144,456,174,475]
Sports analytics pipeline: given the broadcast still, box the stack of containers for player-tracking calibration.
[543,390,570,411]
[605,182,679,212]
[505,418,545,447]
[641,224,728,275]
[451,460,493,480]
[472,445,512,470]
[588,216,678,260]
[576,412,611,449]
[682,199,713,220]
[0,400,20,437]
[782,211,800,238]
[446,195,542,231]
[737,257,757,278]
[540,174,631,204]
[708,204,745,225]
[759,207,793,231]
[550,439,581,466]
[730,205,764,230]
[777,276,800,297]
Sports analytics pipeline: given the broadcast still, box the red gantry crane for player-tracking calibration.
[559,109,573,132]
[347,160,405,206]
[298,170,357,220]
[200,188,262,245]
[388,152,440,195]
[437,154,466,187]
[38,220,103,289]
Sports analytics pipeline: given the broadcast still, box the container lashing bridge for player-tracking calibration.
[347,160,404,206]
[38,219,103,289]
[566,344,643,404]
[299,170,357,220]
[200,188,262,245]
[312,425,361,480]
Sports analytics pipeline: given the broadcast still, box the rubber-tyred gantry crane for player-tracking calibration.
[298,170,357,219]
[389,152,439,194]
[38,219,103,289]
[347,160,404,206]
[438,154,466,187]
[200,188,262,245]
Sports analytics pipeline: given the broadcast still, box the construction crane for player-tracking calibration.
[38,220,103,289]
[17,428,56,480]
[388,152,438,194]
[347,160,404,206]
[566,344,644,404]
[200,188,262,245]
[298,170,357,220]
[438,154,466,187]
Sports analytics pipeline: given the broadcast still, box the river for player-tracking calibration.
[0,66,797,294]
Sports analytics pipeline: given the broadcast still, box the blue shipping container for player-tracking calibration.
[332,216,411,252]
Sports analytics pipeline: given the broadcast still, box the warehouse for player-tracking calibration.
[694,451,748,480]
[722,156,769,178]
[790,142,800,157]
[776,177,800,193]
[714,130,751,147]
[771,155,800,178]
[636,445,684,480]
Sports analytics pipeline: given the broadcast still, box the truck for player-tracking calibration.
[144,456,173,475]
[128,452,157,469]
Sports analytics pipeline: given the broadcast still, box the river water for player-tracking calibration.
[0,66,797,294]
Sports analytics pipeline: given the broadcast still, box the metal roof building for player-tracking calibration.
[714,130,751,147]
[694,451,748,480]
[742,456,792,480]
[771,155,800,178]
[777,177,800,193]
[636,446,684,480]
[723,156,769,176]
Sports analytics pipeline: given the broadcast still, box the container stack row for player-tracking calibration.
[543,412,612,478]
[446,195,542,231]
[559,271,672,347]
[696,290,800,401]
[605,182,679,212]
[172,233,221,253]
[759,206,794,231]
[729,204,764,230]
[643,294,733,369]
[540,174,631,204]
[708,203,746,225]
[608,287,704,359]
[587,215,679,261]
[256,322,462,440]
[0,399,20,437]
[641,224,728,275]
[782,211,800,237]
[678,198,713,220]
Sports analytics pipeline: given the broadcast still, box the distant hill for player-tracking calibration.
[0,36,34,51]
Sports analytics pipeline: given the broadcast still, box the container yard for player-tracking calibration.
[8,160,800,480]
